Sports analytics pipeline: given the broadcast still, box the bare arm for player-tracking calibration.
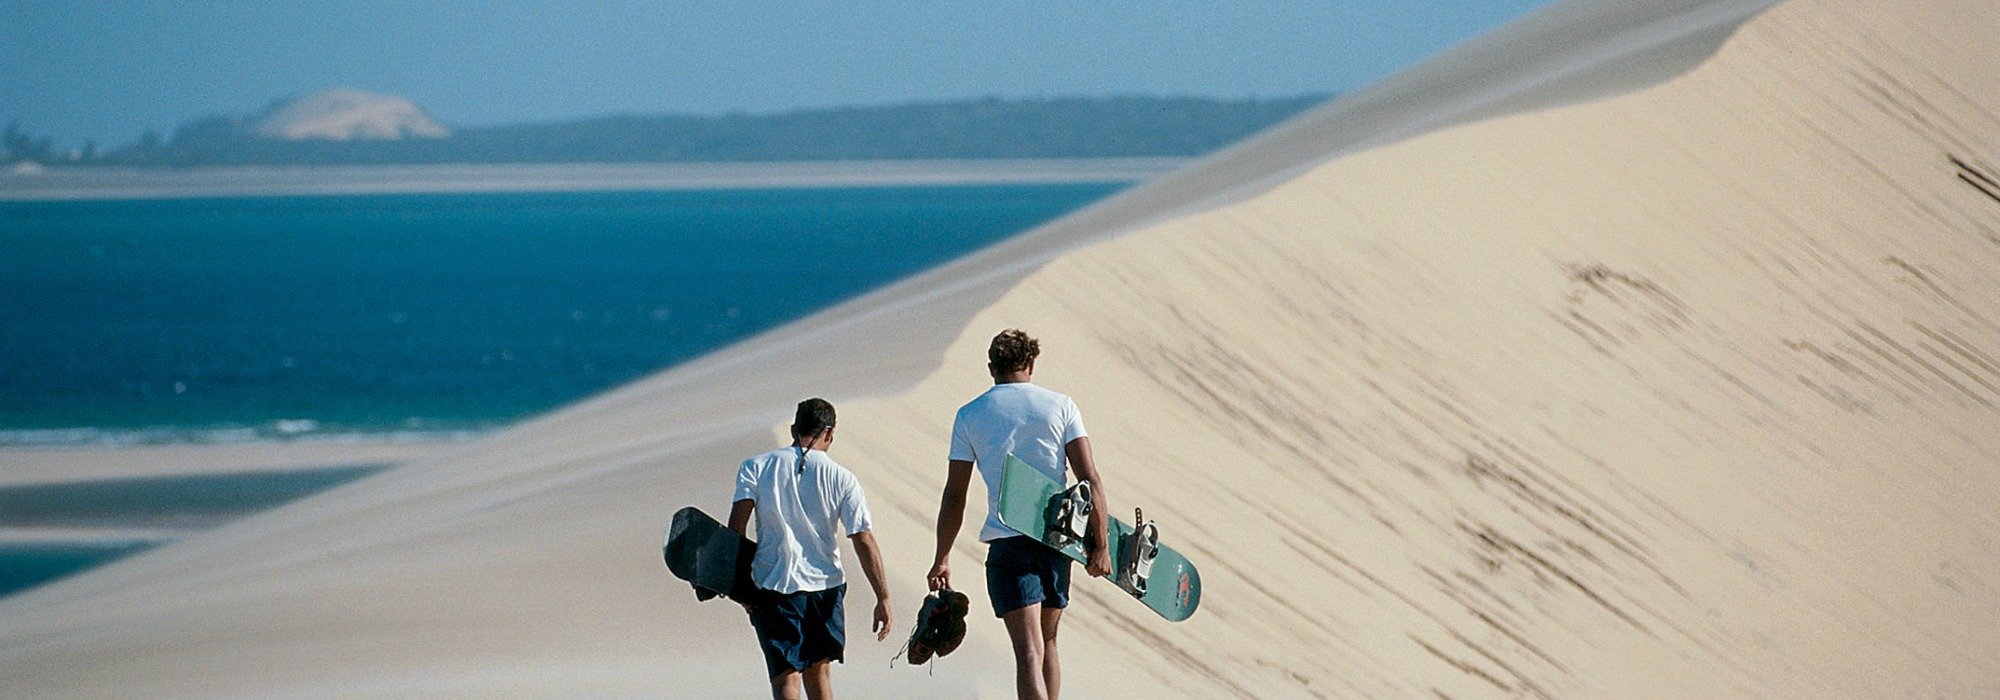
[727,498,754,537]
[1066,437,1113,578]
[849,530,894,640]
[926,459,975,591]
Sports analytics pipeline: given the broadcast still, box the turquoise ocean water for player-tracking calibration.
[0,183,1120,596]
[0,184,1121,445]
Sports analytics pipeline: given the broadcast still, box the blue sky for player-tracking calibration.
[3,1,1555,147]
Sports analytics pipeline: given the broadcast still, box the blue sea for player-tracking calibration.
[0,183,1122,445]
[0,182,1122,597]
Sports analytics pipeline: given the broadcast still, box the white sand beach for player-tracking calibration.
[0,158,1184,201]
[0,441,462,486]
[5,0,1999,696]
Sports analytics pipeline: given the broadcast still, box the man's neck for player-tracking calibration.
[791,435,830,451]
[993,371,1032,385]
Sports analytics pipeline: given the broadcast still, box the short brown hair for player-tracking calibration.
[987,329,1040,374]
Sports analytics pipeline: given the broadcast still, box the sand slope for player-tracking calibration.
[6,0,1999,697]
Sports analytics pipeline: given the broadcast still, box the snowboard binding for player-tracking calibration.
[1045,481,1094,548]
[901,587,970,666]
[1116,508,1161,596]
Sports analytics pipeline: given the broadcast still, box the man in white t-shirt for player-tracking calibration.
[927,329,1110,700]
[729,398,892,700]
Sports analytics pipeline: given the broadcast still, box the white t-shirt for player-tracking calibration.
[733,446,873,594]
[948,382,1088,541]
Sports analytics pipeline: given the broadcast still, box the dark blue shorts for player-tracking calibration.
[985,536,1071,617]
[745,584,846,678]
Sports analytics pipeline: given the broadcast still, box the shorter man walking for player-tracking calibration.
[729,398,892,700]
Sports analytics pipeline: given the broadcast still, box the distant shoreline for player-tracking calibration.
[0,425,488,451]
[0,158,1185,202]
[0,440,460,486]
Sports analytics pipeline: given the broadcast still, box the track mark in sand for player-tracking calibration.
[1277,521,1419,609]
[1794,335,1926,403]
[1249,657,1326,697]
[1554,264,1691,352]
[1793,373,1876,415]
[1460,521,1653,635]
[1421,567,1569,674]
[1855,321,1993,406]
[1460,445,1690,598]
[1232,554,1338,636]
[1462,454,1645,565]
[1796,322,1998,409]
[1783,253,2000,411]
[1908,325,2000,399]
[1442,625,1554,699]
[1885,255,2000,337]
[1784,339,1873,383]
[1950,154,2000,209]
[1129,326,1381,511]
[1947,155,2000,249]
[1410,634,1514,696]
[1911,323,2000,385]
[1416,564,1573,689]
[1285,516,1605,694]
[1095,603,1262,699]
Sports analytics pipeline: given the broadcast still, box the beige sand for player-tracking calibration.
[0,441,463,486]
[6,0,1998,696]
[0,158,1183,201]
[0,441,466,555]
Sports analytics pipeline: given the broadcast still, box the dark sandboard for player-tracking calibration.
[663,506,757,602]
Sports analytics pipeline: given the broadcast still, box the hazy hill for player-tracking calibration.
[246,89,449,141]
[83,94,1326,167]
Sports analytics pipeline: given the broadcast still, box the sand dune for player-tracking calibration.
[6,0,1998,696]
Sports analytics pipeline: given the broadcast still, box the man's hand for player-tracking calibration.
[872,599,893,641]
[1065,439,1114,579]
[1086,543,1113,578]
[848,530,894,641]
[926,559,951,591]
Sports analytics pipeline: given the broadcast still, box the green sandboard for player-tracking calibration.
[995,455,1201,622]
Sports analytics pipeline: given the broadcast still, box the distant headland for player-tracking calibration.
[3,89,1327,168]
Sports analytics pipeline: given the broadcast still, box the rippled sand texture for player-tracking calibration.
[3,0,1995,697]
[841,0,2000,696]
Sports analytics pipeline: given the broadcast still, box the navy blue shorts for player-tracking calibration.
[985,536,1072,616]
[745,584,846,678]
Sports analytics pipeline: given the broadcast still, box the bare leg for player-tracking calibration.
[802,660,833,700]
[1041,605,1064,699]
[1001,603,1050,700]
[769,670,803,700]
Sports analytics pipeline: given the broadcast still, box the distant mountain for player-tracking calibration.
[248,89,449,141]
[84,93,1329,167]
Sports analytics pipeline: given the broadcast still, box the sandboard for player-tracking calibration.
[663,506,757,602]
[995,455,1201,622]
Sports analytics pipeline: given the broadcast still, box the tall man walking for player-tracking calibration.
[730,398,893,700]
[927,329,1111,700]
